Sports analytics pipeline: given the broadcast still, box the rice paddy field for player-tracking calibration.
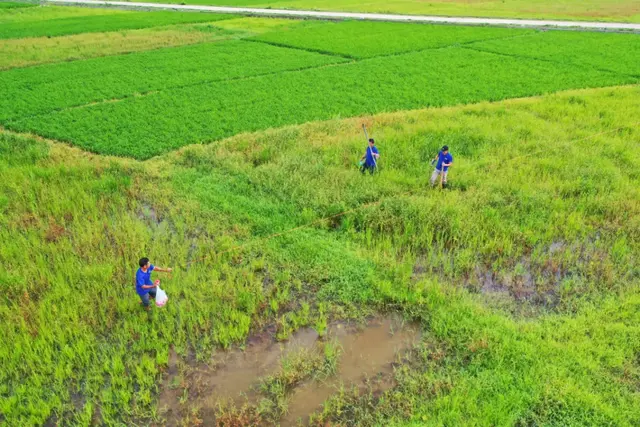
[1,4,639,426]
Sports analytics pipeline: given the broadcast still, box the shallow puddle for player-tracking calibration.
[159,315,419,425]
[282,316,418,426]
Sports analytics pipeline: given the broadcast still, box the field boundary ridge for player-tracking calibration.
[45,0,640,32]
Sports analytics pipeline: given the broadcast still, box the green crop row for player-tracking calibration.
[0,2,36,9]
[0,9,236,39]
[0,40,346,121]
[252,20,532,58]
[8,46,634,159]
[468,30,640,77]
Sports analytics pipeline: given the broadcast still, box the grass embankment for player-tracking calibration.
[1,86,638,425]
[159,0,640,22]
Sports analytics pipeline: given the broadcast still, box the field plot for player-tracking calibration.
[7,45,634,158]
[0,1,36,9]
[0,9,236,39]
[0,40,346,121]
[468,30,640,77]
[252,20,533,58]
[0,23,237,70]
[1,86,639,425]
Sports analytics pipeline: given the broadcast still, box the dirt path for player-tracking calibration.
[46,0,640,32]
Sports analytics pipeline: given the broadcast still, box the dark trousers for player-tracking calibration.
[140,288,157,307]
[360,164,376,175]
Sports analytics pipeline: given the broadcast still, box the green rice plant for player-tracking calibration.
[0,39,345,121]
[0,2,36,9]
[468,30,640,76]
[8,46,633,158]
[0,9,238,39]
[252,20,534,58]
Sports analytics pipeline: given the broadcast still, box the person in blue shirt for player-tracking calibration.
[360,138,380,175]
[136,257,172,310]
[430,145,453,188]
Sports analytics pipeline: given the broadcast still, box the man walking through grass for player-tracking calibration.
[430,145,453,188]
[136,257,172,310]
[360,138,380,175]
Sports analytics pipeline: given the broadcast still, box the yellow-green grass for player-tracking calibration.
[0,23,240,69]
[163,0,640,23]
[210,15,322,35]
[1,86,638,424]
[0,5,125,25]
[0,15,317,70]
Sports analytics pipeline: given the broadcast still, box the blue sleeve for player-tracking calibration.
[374,147,379,154]
[136,272,145,287]
[146,265,155,285]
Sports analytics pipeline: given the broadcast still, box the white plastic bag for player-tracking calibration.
[155,286,168,307]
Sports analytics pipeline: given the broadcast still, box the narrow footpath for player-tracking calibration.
[47,0,640,32]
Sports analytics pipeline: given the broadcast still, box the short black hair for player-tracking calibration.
[369,138,375,144]
[139,257,150,268]
[442,145,449,151]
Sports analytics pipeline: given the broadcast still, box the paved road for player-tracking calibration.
[47,0,640,32]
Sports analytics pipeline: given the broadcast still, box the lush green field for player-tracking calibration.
[0,1,36,9]
[1,5,639,426]
[470,30,640,77]
[2,15,637,158]
[1,86,639,425]
[253,20,532,58]
[0,40,345,121]
[160,0,640,22]
[6,46,634,158]
[0,9,236,39]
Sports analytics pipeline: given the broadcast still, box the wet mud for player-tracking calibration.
[158,315,419,426]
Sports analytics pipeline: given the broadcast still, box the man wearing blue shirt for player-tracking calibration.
[136,257,172,310]
[360,138,380,175]
[430,145,453,188]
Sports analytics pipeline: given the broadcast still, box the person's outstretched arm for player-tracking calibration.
[154,266,173,273]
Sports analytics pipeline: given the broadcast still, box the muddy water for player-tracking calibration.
[160,315,419,425]
[201,327,320,406]
[281,316,418,426]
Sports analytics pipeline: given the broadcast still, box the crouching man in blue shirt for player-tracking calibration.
[430,145,453,188]
[136,257,172,310]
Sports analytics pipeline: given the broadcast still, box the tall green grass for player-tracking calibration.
[1,86,638,424]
